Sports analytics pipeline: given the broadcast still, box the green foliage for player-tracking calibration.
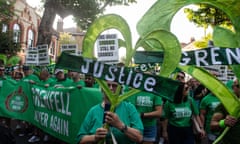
[184,4,232,28]
[193,33,212,48]
[0,30,21,56]
[59,32,77,44]
[43,0,136,30]
[0,0,20,56]
[0,0,14,23]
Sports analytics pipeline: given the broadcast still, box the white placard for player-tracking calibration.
[60,44,78,54]
[25,44,49,66]
[38,44,49,65]
[96,34,119,63]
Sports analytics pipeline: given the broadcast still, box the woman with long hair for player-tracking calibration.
[162,82,205,144]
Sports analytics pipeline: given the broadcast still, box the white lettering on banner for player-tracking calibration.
[180,51,191,65]
[31,88,71,116]
[133,73,143,88]
[144,77,156,91]
[49,115,69,136]
[195,50,208,66]
[211,47,222,65]
[226,48,240,64]
[34,111,48,127]
[81,59,93,74]
[118,67,125,84]
[180,47,240,66]
[81,58,157,92]
[105,65,117,81]
[93,61,104,78]
[126,70,133,85]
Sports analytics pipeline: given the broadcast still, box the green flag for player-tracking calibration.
[0,81,102,144]
[56,52,180,101]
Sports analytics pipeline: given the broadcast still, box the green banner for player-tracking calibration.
[56,52,180,101]
[134,47,240,66]
[0,81,102,144]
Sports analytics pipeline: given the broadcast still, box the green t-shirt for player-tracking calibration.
[72,80,86,87]
[38,77,55,87]
[127,91,162,126]
[0,76,17,88]
[164,97,199,127]
[200,93,220,133]
[214,104,240,144]
[52,78,73,88]
[76,101,144,144]
[21,74,40,83]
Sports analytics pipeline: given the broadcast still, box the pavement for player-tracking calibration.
[1,119,67,144]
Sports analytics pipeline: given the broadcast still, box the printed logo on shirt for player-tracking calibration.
[136,96,153,107]
[210,102,220,110]
[5,86,28,113]
[173,107,192,118]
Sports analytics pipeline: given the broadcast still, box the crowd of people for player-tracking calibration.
[0,62,239,144]
[0,64,98,143]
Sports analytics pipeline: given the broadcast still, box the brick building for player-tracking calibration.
[5,0,58,64]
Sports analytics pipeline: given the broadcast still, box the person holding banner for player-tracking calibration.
[21,65,40,84]
[199,92,220,143]
[162,82,205,144]
[0,64,17,128]
[76,81,143,144]
[210,78,240,144]
[126,91,163,144]
[38,68,55,88]
[72,72,85,88]
[52,69,73,88]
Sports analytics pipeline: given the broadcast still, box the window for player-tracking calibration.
[13,23,20,43]
[27,29,34,47]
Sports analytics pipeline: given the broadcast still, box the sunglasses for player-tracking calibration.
[177,75,185,79]
[107,83,118,88]
[0,69,5,71]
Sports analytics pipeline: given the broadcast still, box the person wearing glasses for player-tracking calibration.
[210,78,240,144]
[162,82,205,144]
[76,81,143,144]
[176,71,186,83]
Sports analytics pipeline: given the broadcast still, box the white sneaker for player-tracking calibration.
[43,135,49,142]
[15,124,21,129]
[28,135,40,143]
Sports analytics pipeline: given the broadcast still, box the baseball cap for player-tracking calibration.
[55,69,64,75]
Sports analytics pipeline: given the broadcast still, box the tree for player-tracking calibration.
[184,4,232,29]
[0,0,21,57]
[37,0,136,45]
[59,32,77,44]
[184,4,232,48]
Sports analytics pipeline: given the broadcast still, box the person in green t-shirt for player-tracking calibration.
[0,64,17,128]
[21,65,40,84]
[162,82,205,144]
[127,91,162,144]
[84,74,99,88]
[76,81,143,144]
[52,69,73,88]
[210,78,240,144]
[38,69,55,88]
[72,72,85,88]
[200,93,220,143]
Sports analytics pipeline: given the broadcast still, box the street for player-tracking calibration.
[0,119,66,144]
